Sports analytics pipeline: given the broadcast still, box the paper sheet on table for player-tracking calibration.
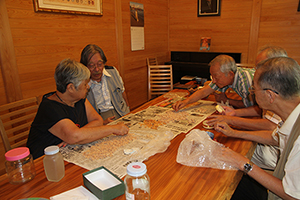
[50,186,98,200]
[60,129,175,178]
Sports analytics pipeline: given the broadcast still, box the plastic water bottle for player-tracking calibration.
[43,146,65,182]
[124,162,150,200]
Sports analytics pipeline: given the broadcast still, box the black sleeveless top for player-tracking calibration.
[27,92,88,159]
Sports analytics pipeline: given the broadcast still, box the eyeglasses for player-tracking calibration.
[87,60,104,70]
[249,85,279,95]
[263,88,279,95]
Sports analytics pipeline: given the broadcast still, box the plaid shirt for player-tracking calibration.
[209,67,255,107]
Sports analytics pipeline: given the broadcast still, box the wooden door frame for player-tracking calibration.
[115,0,125,77]
[0,0,23,103]
[248,0,262,64]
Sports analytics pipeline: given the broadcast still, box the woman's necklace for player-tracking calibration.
[55,92,80,126]
[56,92,71,106]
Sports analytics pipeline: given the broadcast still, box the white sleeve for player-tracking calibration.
[282,135,300,199]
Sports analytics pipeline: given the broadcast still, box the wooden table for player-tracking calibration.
[0,90,256,200]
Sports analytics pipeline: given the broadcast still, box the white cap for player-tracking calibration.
[44,146,59,155]
[127,162,147,177]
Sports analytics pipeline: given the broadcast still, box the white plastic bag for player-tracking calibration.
[176,129,236,170]
[130,130,174,162]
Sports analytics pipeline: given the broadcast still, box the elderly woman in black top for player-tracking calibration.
[27,58,129,159]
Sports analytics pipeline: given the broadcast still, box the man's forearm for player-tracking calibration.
[234,105,262,117]
[187,85,214,104]
[248,165,296,200]
[227,99,246,108]
[234,129,277,145]
[230,117,277,131]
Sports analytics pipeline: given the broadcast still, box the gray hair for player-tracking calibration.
[55,58,90,93]
[257,57,300,99]
[209,54,237,74]
[257,45,288,58]
[80,44,107,67]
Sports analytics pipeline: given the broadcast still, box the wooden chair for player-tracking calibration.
[148,64,173,100]
[147,57,158,66]
[0,97,39,152]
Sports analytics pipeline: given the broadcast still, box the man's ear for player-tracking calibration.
[266,89,277,104]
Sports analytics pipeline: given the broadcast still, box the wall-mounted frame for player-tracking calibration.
[298,0,300,12]
[33,0,103,16]
[198,0,220,17]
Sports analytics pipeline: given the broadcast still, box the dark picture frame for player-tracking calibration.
[298,0,300,12]
[198,0,220,17]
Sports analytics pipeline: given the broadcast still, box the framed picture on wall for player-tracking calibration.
[33,0,103,16]
[200,37,211,51]
[198,0,220,17]
[298,0,300,12]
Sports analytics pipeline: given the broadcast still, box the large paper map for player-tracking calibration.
[60,99,216,178]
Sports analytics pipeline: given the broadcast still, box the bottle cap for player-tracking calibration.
[44,146,59,155]
[5,147,30,161]
[127,162,147,177]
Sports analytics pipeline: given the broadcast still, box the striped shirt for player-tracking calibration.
[209,67,255,107]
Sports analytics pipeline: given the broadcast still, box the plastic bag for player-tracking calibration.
[130,130,174,162]
[176,129,236,170]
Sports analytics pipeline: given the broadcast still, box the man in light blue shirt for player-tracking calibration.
[80,44,130,121]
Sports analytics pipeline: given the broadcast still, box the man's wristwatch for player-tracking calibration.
[243,161,254,174]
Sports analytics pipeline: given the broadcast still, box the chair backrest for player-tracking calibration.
[236,63,255,69]
[148,65,173,100]
[0,97,39,152]
[147,57,158,66]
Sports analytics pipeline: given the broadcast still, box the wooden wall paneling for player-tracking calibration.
[169,0,253,63]
[247,0,262,64]
[0,76,6,105]
[21,78,56,100]
[167,0,170,59]
[0,71,5,175]
[125,66,148,108]
[123,51,149,108]
[0,0,22,103]
[115,0,125,77]
[169,0,300,65]
[121,0,170,108]
[3,0,170,109]
[258,0,300,63]
[4,0,121,103]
